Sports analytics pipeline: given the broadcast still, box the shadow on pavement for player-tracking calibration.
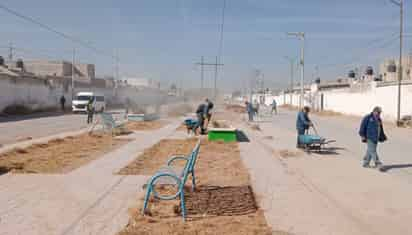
[236,130,250,142]
[379,164,412,172]
[311,147,346,156]
[0,112,68,123]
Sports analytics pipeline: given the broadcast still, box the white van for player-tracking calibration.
[72,92,106,113]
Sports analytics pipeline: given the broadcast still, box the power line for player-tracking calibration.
[0,3,117,60]
[321,34,400,70]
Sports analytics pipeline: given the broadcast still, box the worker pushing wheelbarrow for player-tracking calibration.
[296,106,335,152]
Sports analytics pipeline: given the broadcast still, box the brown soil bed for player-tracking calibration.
[118,138,198,175]
[0,133,129,174]
[125,120,167,131]
[176,124,188,131]
[118,139,276,235]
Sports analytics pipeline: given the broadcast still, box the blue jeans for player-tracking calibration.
[363,139,381,165]
[297,128,306,147]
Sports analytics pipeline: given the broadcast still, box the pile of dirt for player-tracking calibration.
[211,120,230,128]
[398,115,412,128]
[0,133,129,174]
[275,149,303,159]
[225,104,245,113]
[118,139,275,235]
[125,120,166,131]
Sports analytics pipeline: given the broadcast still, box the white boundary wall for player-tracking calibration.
[0,75,180,113]
[272,83,412,121]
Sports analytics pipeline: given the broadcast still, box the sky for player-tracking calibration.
[0,0,411,91]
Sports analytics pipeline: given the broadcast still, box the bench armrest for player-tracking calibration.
[167,155,189,167]
[149,172,182,200]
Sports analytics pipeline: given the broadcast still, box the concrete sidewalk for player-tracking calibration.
[239,120,412,235]
[0,120,180,235]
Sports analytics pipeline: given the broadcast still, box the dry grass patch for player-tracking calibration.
[118,139,277,235]
[0,133,129,174]
[211,120,230,128]
[125,120,166,131]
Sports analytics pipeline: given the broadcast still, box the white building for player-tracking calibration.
[123,77,160,89]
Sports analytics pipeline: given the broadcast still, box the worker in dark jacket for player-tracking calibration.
[86,98,95,124]
[296,106,312,148]
[195,101,208,134]
[60,95,66,112]
[359,106,387,168]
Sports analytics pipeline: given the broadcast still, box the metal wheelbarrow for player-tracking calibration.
[298,124,335,152]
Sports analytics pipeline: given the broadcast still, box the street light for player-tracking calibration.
[283,56,296,105]
[287,32,305,108]
[389,0,403,126]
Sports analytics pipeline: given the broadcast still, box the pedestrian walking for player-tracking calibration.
[245,101,254,122]
[87,98,95,124]
[296,106,313,148]
[60,95,66,112]
[359,106,387,168]
[271,99,278,115]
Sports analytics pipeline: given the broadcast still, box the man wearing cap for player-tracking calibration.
[359,106,387,168]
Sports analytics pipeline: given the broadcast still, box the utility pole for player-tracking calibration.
[115,49,119,81]
[284,56,296,105]
[390,0,403,126]
[214,56,218,100]
[71,48,75,100]
[200,56,204,88]
[287,32,305,108]
[8,42,13,63]
[195,57,224,100]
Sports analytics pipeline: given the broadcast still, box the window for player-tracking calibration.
[76,96,92,101]
[96,96,105,102]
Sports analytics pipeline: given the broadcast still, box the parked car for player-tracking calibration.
[72,92,106,113]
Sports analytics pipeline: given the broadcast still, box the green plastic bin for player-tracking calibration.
[208,128,237,142]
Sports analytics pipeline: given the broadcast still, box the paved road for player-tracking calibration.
[262,108,412,184]
[0,120,181,235]
[0,111,125,147]
[240,108,412,234]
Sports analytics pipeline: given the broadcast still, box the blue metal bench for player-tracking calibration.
[142,140,201,220]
